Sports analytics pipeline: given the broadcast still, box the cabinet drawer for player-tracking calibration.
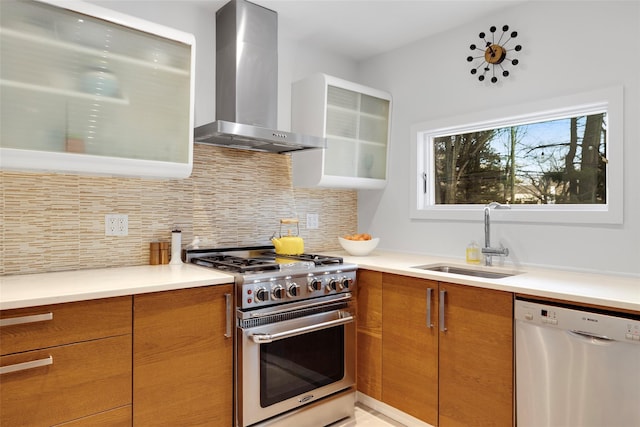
[56,405,132,427]
[0,334,132,426]
[1,296,132,355]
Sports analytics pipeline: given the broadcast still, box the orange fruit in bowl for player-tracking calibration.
[343,233,372,241]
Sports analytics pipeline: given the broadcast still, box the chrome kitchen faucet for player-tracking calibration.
[482,202,510,266]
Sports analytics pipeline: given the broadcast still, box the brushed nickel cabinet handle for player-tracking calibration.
[426,288,434,328]
[0,355,53,375]
[439,289,447,332]
[224,293,232,338]
[0,312,53,327]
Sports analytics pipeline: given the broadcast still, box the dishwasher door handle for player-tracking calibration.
[568,330,615,344]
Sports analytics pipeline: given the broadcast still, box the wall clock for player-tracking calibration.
[467,25,522,84]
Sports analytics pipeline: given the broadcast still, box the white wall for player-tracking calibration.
[89,0,639,275]
[356,1,640,275]
[279,36,359,131]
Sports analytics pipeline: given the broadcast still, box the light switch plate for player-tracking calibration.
[306,213,319,229]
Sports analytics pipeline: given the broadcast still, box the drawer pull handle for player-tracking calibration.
[0,312,53,327]
[439,289,447,332]
[426,288,434,328]
[0,355,53,375]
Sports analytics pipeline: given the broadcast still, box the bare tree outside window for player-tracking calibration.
[432,112,607,205]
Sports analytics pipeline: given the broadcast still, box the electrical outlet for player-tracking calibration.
[306,213,319,229]
[105,214,128,236]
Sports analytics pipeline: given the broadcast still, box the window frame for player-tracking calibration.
[410,86,623,224]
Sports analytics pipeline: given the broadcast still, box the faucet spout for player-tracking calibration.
[482,202,510,266]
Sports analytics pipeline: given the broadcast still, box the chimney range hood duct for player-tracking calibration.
[194,0,325,154]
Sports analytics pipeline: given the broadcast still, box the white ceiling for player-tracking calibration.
[191,0,525,61]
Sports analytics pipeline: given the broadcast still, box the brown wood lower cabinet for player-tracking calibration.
[357,270,513,427]
[382,273,439,424]
[133,285,233,426]
[0,297,132,426]
[356,269,383,400]
[438,282,513,427]
[57,405,132,426]
[1,285,234,426]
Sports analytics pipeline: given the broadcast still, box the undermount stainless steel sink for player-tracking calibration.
[412,263,520,279]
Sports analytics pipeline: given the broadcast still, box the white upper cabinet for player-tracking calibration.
[291,73,392,189]
[0,0,195,178]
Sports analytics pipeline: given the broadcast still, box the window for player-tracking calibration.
[433,112,607,205]
[410,87,623,224]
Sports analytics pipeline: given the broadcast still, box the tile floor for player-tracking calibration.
[332,403,406,427]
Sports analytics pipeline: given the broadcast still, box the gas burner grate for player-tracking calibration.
[192,255,281,273]
[263,251,343,266]
[186,246,345,273]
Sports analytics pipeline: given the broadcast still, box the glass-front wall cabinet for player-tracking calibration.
[292,73,391,189]
[0,0,194,178]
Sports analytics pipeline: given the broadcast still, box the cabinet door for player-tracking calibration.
[438,282,513,427]
[325,85,390,181]
[133,285,233,426]
[291,73,391,189]
[356,269,383,400]
[0,0,194,178]
[382,273,438,425]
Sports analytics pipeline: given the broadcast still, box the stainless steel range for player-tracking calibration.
[186,246,357,427]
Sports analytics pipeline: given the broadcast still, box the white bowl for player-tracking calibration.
[338,237,380,256]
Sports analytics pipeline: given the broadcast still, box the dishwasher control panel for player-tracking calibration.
[515,299,640,343]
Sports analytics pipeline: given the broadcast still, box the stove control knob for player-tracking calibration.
[327,278,339,291]
[287,283,301,297]
[341,277,353,289]
[308,277,322,292]
[272,285,285,300]
[255,287,268,302]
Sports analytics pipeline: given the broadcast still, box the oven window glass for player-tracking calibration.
[260,325,344,407]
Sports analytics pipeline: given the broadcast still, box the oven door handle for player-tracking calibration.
[251,314,354,344]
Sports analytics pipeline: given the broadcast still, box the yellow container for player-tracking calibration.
[466,241,481,264]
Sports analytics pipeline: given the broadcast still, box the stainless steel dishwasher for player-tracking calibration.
[515,298,640,427]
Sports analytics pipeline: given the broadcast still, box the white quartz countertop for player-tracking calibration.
[1,252,638,312]
[0,263,234,310]
[336,250,640,312]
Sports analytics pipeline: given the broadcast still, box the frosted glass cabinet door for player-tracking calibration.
[0,0,195,178]
[325,86,389,180]
[291,73,391,189]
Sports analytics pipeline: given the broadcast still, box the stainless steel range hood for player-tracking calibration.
[194,0,325,154]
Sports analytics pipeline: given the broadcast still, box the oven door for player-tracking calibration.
[238,307,355,427]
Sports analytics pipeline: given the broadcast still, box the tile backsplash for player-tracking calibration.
[0,144,357,275]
